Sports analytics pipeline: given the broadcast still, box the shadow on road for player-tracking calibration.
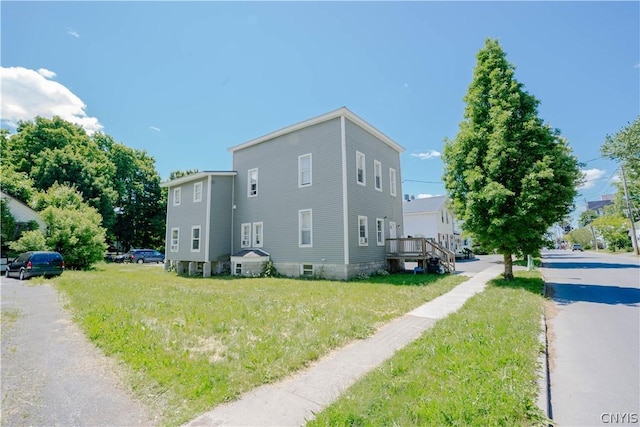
[542,261,639,270]
[548,282,640,306]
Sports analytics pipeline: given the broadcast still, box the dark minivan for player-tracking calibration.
[5,251,65,280]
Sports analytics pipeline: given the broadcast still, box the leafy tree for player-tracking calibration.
[567,227,593,248]
[103,137,166,251]
[443,39,582,279]
[9,230,47,253]
[591,215,632,251]
[1,199,16,243]
[34,184,107,269]
[5,117,118,230]
[578,209,599,228]
[168,169,199,181]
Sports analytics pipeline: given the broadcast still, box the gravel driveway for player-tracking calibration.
[1,277,158,426]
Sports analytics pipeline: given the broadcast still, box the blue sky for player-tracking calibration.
[2,1,638,222]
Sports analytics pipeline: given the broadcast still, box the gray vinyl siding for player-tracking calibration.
[165,176,233,262]
[344,119,403,264]
[208,175,234,261]
[232,118,346,264]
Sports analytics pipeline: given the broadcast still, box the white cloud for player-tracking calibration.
[411,150,441,160]
[37,68,57,78]
[0,66,102,135]
[150,126,161,132]
[67,27,80,38]
[416,193,434,199]
[579,168,606,190]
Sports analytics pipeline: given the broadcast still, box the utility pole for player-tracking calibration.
[621,165,639,255]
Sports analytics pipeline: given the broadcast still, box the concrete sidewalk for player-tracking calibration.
[187,264,504,427]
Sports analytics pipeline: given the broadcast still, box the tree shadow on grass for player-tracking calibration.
[489,272,545,296]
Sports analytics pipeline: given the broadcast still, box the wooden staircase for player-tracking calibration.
[385,237,456,273]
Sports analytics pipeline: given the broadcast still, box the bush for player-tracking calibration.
[9,230,47,252]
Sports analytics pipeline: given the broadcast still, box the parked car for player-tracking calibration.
[120,249,165,264]
[5,251,64,280]
[572,244,584,252]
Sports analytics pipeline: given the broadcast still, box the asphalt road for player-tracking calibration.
[541,250,640,426]
[1,276,158,426]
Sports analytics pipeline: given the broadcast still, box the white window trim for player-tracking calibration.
[193,182,203,203]
[248,168,258,198]
[356,151,366,186]
[374,160,382,191]
[191,225,201,252]
[173,187,181,206]
[389,168,397,197]
[358,215,369,246]
[299,209,313,248]
[252,222,263,248]
[301,264,314,276]
[241,223,251,248]
[298,153,312,187]
[170,227,179,252]
[376,218,385,246]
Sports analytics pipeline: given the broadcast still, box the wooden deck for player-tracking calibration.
[385,237,456,273]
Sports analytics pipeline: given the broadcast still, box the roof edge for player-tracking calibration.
[160,171,236,188]
[227,107,405,154]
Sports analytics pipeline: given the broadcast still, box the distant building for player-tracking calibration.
[587,195,614,216]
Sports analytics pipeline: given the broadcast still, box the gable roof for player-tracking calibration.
[403,195,448,214]
[160,171,236,188]
[0,190,46,230]
[227,107,405,154]
[231,249,270,258]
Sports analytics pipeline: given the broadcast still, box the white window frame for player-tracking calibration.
[193,182,203,203]
[389,168,397,197]
[376,218,385,246]
[173,187,181,206]
[248,168,258,197]
[191,226,201,252]
[356,151,366,186]
[241,223,251,248]
[298,153,312,187]
[358,216,369,246]
[170,227,179,252]
[374,160,382,191]
[299,209,313,248]
[252,222,263,247]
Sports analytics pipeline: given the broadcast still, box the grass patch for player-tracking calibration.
[54,263,464,425]
[308,271,547,427]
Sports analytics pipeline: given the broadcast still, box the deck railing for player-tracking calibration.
[385,237,456,273]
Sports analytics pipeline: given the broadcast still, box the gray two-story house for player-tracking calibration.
[161,107,404,280]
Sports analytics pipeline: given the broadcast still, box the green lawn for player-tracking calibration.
[53,263,465,426]
[308,271,547,427]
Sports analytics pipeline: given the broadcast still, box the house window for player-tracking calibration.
[191,226,201,252]
[356,151,366,186]
[235,263,242,275]
[248,168,258,197]
[376,218,385,246]
[170,227,179,252]
[193,182,203,203]
[253,222,263,247]
[374,160,382,191]
[241,223,251,248]
[358,216,368,246]
[173,187,181,206]
[389,168,397,196]
[441,210,444,223]
[299,153,312,187]
[299,209,312,247]
[301,264,314,276]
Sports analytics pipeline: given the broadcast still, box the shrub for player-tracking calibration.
[9,230,48,252]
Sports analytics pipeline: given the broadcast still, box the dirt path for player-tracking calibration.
[1,277,159,426]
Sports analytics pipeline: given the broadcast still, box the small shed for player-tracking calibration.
[230,249,270,277]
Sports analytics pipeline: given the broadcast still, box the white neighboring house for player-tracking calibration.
[403,195,456,252]
[1,190,46,271]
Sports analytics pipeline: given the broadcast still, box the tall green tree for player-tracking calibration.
[5,117,117,230]
[443,39,582,279]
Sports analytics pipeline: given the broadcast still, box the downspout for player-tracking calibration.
[341,115,349,266]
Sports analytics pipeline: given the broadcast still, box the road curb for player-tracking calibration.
[538,267,553,426]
